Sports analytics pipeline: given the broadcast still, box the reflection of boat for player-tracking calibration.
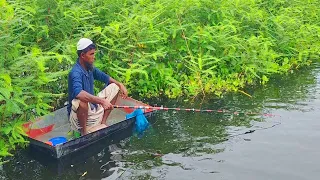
[22,97,154,159]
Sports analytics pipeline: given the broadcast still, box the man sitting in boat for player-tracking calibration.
[67,38,128,135]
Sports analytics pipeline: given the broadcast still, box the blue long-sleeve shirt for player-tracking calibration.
[67,60,110,116]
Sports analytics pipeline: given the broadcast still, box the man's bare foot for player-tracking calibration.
[80,129,88,136]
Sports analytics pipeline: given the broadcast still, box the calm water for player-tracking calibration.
[1,64,320,180]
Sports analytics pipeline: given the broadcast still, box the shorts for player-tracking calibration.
[69,83,119,132]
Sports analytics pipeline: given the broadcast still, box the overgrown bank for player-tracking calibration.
[1,0,319,160]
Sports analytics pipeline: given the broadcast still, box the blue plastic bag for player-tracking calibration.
[126,109,149,134]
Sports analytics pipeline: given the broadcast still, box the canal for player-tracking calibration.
[1,64,320,180]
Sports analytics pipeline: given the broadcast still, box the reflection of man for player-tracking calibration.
[67,38,128,135]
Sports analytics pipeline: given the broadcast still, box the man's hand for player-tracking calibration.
[109,77,129,98]
[101,99,113,110]
[119,83,128,98]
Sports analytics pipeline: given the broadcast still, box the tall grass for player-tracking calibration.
[0,0,319,160]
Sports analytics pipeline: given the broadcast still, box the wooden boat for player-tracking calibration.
[22,97,154,159]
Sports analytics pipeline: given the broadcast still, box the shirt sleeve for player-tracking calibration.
[69,71,83,99]
[93,67,110,85]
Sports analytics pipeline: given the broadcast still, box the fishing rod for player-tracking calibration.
[113,105,279,117]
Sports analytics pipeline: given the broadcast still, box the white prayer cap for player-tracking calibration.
[77,38,93,50]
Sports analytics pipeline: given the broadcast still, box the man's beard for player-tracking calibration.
[84,61,93,71]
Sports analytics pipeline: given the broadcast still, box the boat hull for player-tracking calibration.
[23,97,154,158]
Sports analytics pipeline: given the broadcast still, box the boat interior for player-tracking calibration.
[22,97,151,143]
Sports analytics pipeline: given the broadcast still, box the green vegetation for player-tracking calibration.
[0,0,319,160]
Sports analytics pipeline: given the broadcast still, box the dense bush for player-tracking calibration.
[0,0,319,160]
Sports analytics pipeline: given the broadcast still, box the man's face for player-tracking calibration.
[81,49,96,64]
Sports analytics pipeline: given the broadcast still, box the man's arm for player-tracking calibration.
[70,70,112,109]
[109,77,128,98]
[76,90,103,104]
[76,90,113,110]
[93,68,110,84]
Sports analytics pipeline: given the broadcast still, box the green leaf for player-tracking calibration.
[1,126,12,135]
[37,60,47,72]
[0,74,11,85]
[0,94,4,101]
[0,149,12,157]
[31,47,41,57]
[262,75,269,84]
[12,98,27,107]
[6,100,22,114]
[24,6,36,14]
[205,45,216,51]
[0,88,11,99]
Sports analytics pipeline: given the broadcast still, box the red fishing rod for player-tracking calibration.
[113,105,279,117]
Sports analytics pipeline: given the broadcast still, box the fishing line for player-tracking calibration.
[113,105,280,117]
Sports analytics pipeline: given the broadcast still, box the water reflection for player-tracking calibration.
[117,66,317,179]
[1,65,318,179]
